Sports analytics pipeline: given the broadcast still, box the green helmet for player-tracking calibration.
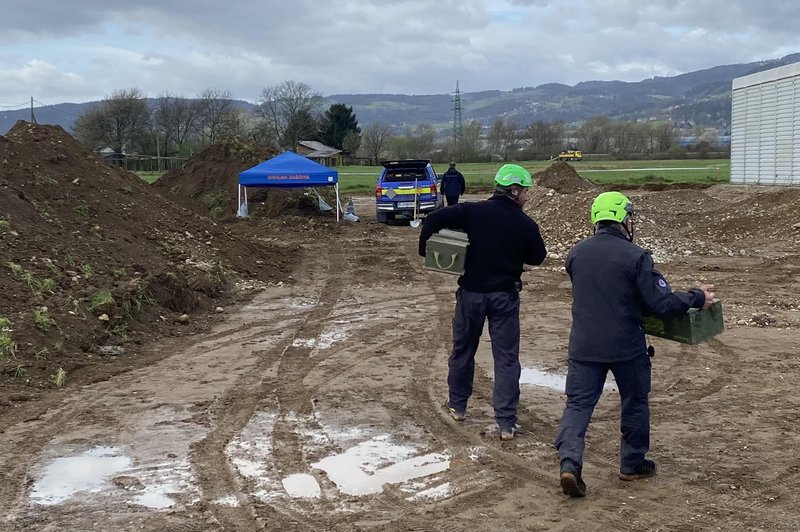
[590,191,633,224]
[494,164,533,188]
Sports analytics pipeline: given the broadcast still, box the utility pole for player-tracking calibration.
[451,81,463,148]
[30,97,37,124]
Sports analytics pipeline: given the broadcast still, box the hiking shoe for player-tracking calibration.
[560,459,586,497]
[619,459,657,481]
[499,425,519,441]
[560,471,587,497]
[445,402,466,422]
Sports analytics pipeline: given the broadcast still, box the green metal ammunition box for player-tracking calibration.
[643,300,724,344]
[424,229,469,275]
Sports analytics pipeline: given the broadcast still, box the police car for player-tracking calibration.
[374,159,442,223]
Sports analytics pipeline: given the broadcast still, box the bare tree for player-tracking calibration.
[255,81,323,150]
[576,115,611,154]
[151,92,199,156]
[403,124,436,159]
[361,122,394,164]
[73,88,149,155]
[525,120,565,158]
[195,88,237,146]
[488,118,519,161]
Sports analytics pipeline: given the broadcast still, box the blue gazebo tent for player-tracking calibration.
[237,151,340,221]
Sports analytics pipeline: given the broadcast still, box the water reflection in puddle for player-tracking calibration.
[30,446,132,506]
[282,473,321,498]
[311,436,450,496]
[520,368,617,392]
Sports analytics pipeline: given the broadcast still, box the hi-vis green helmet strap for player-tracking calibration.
[494,164,533,187]
[590,191,633,224]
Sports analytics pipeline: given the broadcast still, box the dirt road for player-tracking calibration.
[2,195,800,531]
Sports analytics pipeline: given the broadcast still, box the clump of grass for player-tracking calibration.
[107,323,129,341]
[90,289,115,311]
[0,317,11,330]
[35,173,58,186]
[113,267,127,278]
[35,347,50,360]
[0,334,17,359]
[81,264,94,278]
[74,204,91,219]
[51,368,67,387]
[7,262,55,295]
[0,219,10,230]
[9,365,26,378]
[42,258,61,275]
[33,308,55,332]
[202,190,230,218]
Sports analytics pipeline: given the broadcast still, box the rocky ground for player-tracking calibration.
[1,125,799,530]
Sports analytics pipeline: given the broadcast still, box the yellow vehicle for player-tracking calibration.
[556,150,583,161]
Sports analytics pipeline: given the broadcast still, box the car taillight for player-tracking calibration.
[375,185,382,200]
[431,183,437,195]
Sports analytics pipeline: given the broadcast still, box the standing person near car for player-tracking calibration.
[419,164,547,440]
[440,162,466,206]
[555,191,716,497]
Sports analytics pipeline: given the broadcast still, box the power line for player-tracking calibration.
[0,101,30,109]
[31,99,82,118]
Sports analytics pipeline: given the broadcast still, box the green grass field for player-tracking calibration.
[335,159,730,193]
[136,158,730,193]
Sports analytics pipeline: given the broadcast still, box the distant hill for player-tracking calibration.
[3,53,800,136]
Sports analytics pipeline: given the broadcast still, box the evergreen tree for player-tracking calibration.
[319,103,360,151]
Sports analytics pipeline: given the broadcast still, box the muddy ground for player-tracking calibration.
[2,132,800,530]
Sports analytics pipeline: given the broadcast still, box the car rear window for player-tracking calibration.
[382,169,428,182]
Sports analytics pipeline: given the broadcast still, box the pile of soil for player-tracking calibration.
[533,161,595,194]
[154,138,336,220]
[523,183,800,263]
[0,121,296,399]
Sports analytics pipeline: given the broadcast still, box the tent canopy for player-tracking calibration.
[239,150,338,188]
[236,150,341,220]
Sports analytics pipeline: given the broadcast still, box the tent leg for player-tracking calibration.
[335,183,340,222]
[237,185,241,217]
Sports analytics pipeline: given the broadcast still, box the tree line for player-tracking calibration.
[73,80,715,164]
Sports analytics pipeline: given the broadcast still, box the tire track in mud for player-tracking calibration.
[191,245,346,532]
[399,275,647,530]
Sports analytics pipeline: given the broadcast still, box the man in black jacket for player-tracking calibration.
[419,164,547,440]
[556,191,715,497]
[440,162,466,206]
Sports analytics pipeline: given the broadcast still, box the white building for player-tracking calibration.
[731,62,800,185]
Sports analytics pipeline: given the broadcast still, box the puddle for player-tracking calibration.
[282,473,321,498]
[407,482,451,501]
[520,367,617,392]
[311,436,450,496]
[30,446,133,506]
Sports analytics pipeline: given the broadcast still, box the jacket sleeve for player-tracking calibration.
[418,204,468,256]
[522,219,547,266]
[458,172,466,194]
[635,252,705,318]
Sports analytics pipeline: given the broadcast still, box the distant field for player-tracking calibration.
[137,172,162,184]
[136,159,730,192]
[337,159,730,193]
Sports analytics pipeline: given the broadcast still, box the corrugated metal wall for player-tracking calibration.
[731,67,800,185]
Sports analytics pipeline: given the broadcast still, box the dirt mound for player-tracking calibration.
[533,161,595,194]
[154,137,279,219]
[524,183,800,263]
[153,138,336,221]
[0,121,295,398]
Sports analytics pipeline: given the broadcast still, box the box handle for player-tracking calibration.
[433,251,458,270]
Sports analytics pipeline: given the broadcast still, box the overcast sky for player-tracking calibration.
[2,0,799,109]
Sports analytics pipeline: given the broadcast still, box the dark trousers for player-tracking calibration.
[555,354,651,471]
[448,287,521,429]
[446,195,460,206]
